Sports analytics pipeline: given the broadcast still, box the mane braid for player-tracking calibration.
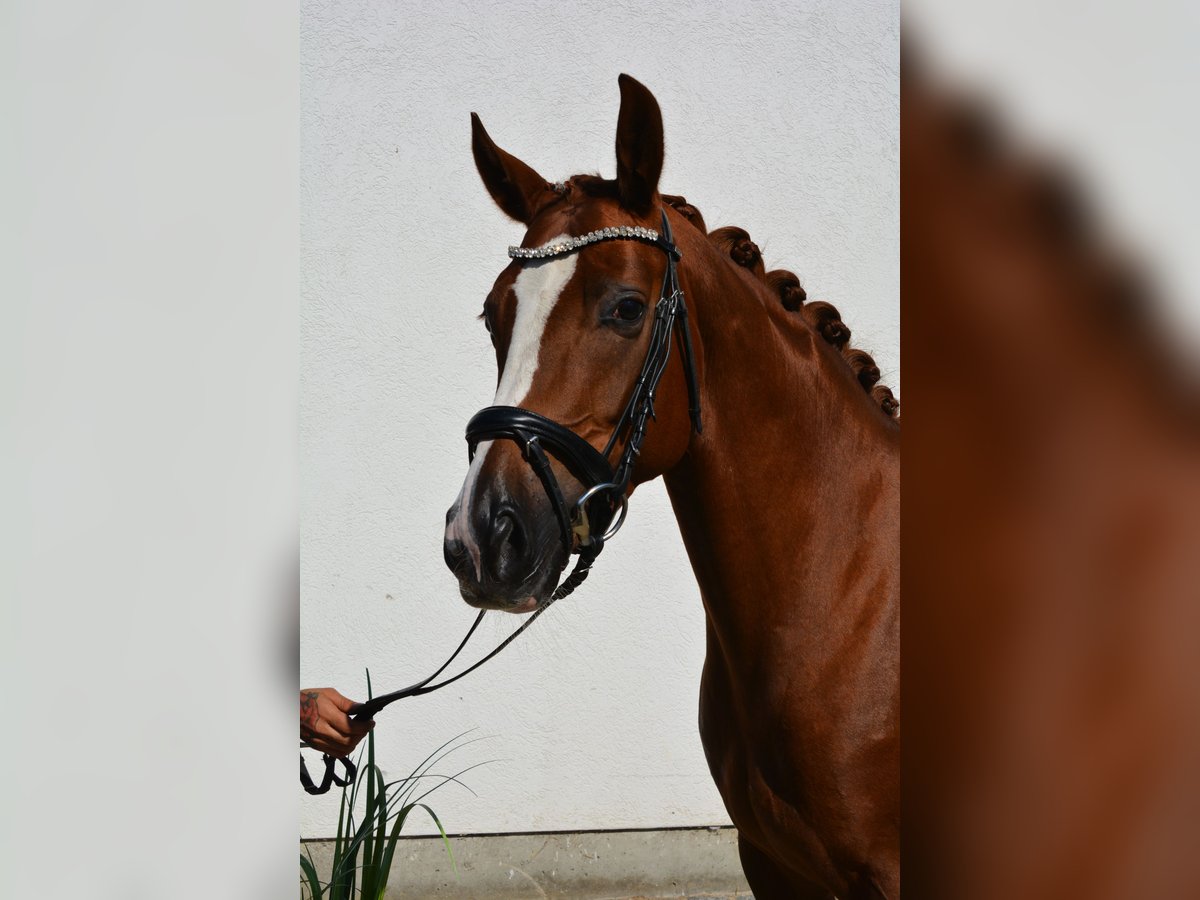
[665,195,899,420]
[551,180,899,420]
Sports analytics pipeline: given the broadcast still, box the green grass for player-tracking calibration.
[300,672,488,900]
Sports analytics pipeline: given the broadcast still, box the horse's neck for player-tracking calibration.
[664,248,900,674]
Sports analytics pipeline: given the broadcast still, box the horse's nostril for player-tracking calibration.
[443,538,471,576]
[490,509,523,554]
[492,510,514,542]
[485,507,529,583]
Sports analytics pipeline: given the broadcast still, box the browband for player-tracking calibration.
[508,225,664,260]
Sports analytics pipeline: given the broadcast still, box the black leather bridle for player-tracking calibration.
[466,208,702,599]
[301,208,701,794]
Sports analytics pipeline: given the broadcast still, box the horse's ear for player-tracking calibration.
[471,112,552,224]
[614,74,664,215]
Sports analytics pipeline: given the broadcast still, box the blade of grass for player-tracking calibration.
[379,769,481,807]
[375,755,490,885]
[335,766,393,893]
[345,733,369,831]
[332,771,348,883]
[388,732,484,812]
[374,755,489,894]
[369,762,389,888]
[335,732,478,881]
[362,671,377,894]
[331,741,367,900]
[313,668,484,898]
[408,759,494,807]
[335,747,365,900]
[419,803,458,879]
[303,842,323,883]
[330,784,347,900]
[376,802,417,895]
[361,729,377,897]
[376,739,491,843]
[396,730,478,795]
[299,852,324,900]
[334,811,377,900]
[334,771,371,900]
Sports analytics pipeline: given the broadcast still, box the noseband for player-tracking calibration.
[465,208,702,600]
[301,208,702,794]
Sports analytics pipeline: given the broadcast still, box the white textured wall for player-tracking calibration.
[301,0,898,836]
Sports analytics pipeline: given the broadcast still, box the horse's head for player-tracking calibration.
[444,75,699,613]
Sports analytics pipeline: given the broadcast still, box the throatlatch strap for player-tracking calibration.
[659,209,703,434]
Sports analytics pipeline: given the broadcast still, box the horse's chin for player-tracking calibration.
[454,544,565,614]
[505,595,541,614]
[458,584,546,614]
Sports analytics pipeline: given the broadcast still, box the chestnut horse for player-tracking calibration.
[444,75,899,899]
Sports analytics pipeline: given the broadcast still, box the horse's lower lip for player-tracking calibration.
[508,596,539,614]
[458,584,543,613]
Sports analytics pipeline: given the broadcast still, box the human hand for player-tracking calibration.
[300,687,374,756]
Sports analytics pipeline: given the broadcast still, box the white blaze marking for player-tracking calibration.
[447,240,577,578]
[494,243,578,405]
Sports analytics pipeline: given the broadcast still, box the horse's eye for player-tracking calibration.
[613,297,645,322]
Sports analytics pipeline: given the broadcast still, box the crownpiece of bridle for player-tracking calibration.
[301,209,701,793]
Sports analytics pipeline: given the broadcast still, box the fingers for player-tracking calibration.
[299,687,374,756]
[307,718,358,755]
[320,701,354,740]
[305,732,368,757]
[325,712,374,741]
[319,690,374,736]
[305,726,373,756]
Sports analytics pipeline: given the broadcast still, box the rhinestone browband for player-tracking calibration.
[508,225,660,260]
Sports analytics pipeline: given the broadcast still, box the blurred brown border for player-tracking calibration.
[901,32,1200,900]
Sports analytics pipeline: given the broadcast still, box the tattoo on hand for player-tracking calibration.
[300,690,320,735]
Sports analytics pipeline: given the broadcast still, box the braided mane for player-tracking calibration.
[670,199,899,420]
[556,175,899,420]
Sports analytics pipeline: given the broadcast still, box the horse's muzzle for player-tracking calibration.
[443,488,565,612]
